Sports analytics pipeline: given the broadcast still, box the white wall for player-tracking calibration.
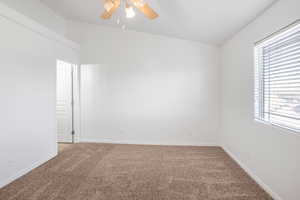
[220,0,300,199]
[70,23,221,146]
[0,0,67,36]
[0,2,79,188]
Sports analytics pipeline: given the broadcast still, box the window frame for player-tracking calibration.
[254,20,300,134]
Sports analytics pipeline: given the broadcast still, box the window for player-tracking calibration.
[255,20,300,132]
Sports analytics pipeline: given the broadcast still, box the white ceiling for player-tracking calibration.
[40,0,277,45]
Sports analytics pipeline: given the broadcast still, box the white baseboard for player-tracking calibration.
[0,152,57,189]
[222,146,282,200]
[80,138,219,147]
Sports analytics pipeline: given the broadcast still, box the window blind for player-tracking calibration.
[255,21,300,132]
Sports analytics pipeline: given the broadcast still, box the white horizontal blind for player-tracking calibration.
[255,21,300,132]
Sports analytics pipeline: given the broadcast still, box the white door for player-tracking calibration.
[56,60,73,143]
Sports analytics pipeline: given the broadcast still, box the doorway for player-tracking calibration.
[56,60,77,144]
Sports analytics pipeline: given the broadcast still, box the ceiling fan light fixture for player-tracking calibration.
[100,0,158,20]
[133,0,145,7]
[125,5,136,18]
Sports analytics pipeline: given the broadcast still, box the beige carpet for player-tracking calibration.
[0,143,273,200]
[58,143,72,153]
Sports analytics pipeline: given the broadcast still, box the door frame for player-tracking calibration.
[56,60,81,143]
[72,63,80,143]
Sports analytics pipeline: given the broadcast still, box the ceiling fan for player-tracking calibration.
[101,0,158,20]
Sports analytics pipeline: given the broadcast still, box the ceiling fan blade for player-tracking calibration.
[130,0,158,19]
[139,4,158,19]
[101,0,121,19]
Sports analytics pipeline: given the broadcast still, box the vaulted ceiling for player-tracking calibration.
[40,0,277,45]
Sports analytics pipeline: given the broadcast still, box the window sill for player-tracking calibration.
[254,119,300,136]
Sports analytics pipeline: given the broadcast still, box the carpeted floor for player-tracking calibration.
[0,143,273,200]
[58,143,72,153]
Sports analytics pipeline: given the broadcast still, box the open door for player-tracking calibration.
[56,60,75,143]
